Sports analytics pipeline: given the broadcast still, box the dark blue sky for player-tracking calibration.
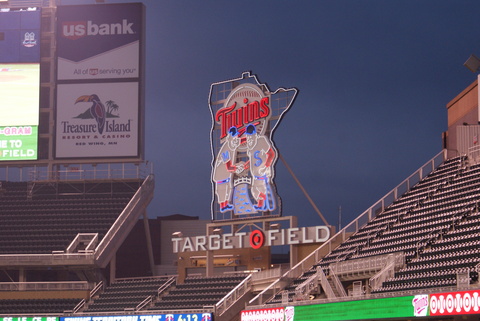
[65,0,480,228]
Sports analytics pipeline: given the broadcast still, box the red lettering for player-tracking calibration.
[216,96,271,138]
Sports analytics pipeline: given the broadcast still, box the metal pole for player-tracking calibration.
[279,154,330,226]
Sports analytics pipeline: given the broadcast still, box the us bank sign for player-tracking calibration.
[172,226,330,253]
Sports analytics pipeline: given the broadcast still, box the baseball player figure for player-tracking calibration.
[212,126,242,212]
[245,124,276,211]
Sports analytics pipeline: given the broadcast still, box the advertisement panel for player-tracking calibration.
[0,316,59,321]
[0,9,40,161]
[244,296,423,321]
[56,82,139,158]
[241,307,285,321]
[56,3,142,81]
[430,289,480,316]
[55,3,144,160]
[62,313,212,321]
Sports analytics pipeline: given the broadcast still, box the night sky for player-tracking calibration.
[62,0,480,229]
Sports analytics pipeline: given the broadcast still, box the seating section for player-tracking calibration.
[269,156,480,302]
[85,277,171,312]
[0,180,142,254]
[0,298,81,314]
[150,274,248,310]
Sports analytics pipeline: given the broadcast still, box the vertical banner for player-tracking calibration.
[55,3,144,159]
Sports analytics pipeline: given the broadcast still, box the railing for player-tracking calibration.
[330,252,404,276]
[317,267,334,299]
[0,281,91,291]
[158,276,176,297]
[328,267,346,297]
[94,174,155,267]
[136,296,153,311]
[215,274,252,316]
[369,255,397,291]
[251,267,284,281]
[249,150,446,306]
[0,252,95,266]
[0,161,153,182]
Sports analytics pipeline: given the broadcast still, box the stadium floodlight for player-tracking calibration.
[464,54,480,73]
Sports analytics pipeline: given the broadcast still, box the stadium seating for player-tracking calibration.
[0,180,142,254]
[0,298,82,314]
[84,277,172,312]
[267,156,480,303]
[149,274,248,310]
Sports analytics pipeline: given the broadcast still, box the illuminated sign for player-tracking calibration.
[172,226,330,253]
[62,314,211,321]
[209,72,297,219]
[0,316,58,321]
[0,125,37,160]
[241,307,285,321]
[430,289,480,316]
[243,296,424,320]
[0,9,40,161]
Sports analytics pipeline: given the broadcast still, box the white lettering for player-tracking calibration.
[222,233,234,249]
[267,229,280,246]
[301,227,314,243]
[209,235,221,250]
[287,227,300,244]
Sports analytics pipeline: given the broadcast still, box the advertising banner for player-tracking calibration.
[62,314,212,321]
[56,3,142,81]
[430,289,480,316]
[55,82,138,158]
[241,307,285,321]
[244,296,424,321]
[1,318,58,321]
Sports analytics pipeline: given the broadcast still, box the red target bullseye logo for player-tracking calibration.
[249,230,265,249]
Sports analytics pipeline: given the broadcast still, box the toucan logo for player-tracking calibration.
[61,19,134,40]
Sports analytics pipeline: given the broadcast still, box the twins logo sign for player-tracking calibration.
[209,72,298,219]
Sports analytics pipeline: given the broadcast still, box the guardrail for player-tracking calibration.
[249,150,446,305]
[0,161,153,182]
[0,281,91,291]
[94,174,155,267]
[0,252,95,266]
[216,274,252,316]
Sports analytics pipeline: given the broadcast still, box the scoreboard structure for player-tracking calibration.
[0,8,40,161]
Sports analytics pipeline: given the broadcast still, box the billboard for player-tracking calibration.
[243,296,424,321]
[209,72,297,220]
[56,3,141,81]
[56,82,139,158]
[62,314,212,321]
[55,3,144,159]
[1,318,58,321]
[0,9,40,161]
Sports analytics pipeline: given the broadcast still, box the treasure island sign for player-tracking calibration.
[209,72,298,220]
